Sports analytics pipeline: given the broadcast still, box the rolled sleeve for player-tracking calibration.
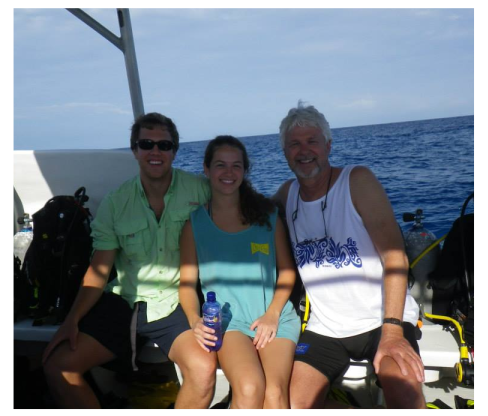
[91,195,120,251]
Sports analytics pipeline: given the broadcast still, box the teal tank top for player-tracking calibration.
[191,206,300,343]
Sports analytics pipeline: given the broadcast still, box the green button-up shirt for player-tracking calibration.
[91,168,210,322]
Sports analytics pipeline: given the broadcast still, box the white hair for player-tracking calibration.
[279,100,332,148]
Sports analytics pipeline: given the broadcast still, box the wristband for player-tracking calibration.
[383,317,403,326]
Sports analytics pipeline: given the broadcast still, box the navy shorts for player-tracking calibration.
[294,323,420,383]
[78,292,191,363]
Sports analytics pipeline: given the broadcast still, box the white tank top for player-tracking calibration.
[286,165,419,338]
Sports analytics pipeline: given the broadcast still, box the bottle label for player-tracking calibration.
[203,313,220,325]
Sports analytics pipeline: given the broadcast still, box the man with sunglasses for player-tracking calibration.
[273,102,426,409]
[43,113,215,408]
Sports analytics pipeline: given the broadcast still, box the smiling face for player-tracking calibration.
[204,145,245,197]
[133,126,175,184]
[284,125,331,180]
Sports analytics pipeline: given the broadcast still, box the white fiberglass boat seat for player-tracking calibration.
[417,322,461,383]
[14,150,139,224]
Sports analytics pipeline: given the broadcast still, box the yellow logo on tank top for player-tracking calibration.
[251,242,269,255]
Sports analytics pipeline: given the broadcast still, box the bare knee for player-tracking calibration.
[379,363,425,408]
[43,351,92,404]
[179,354,217,388]
[43,350,81,383]
[382,378,425,409]
[43,339,108,388]
[233,378,265,408]
[264,383,288,408]
[196,361,217,391]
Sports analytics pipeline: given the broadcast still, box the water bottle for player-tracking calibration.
[202,291,223,351]
[14,213,34,266]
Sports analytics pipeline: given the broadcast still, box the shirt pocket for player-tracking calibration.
[114,218,149,261]
[167,208,193,251]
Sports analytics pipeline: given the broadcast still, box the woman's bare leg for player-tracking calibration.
[217,332,266,409]
[258,338,296,409]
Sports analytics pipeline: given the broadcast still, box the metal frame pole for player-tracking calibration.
[66,8,145,120]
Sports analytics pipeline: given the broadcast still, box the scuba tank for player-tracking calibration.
[403,209,440,315]
[14,213,34,266]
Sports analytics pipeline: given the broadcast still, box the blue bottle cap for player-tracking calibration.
[207,291,216,302]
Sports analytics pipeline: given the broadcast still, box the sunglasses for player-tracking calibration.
[136,139,175,152]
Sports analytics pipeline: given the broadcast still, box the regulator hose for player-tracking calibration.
[424,311,472,384]
[409,234,447,270]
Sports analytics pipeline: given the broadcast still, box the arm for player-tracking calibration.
[179,220,217,352]
[271,179,293,221]
[350,166,424,382]
[251,216,297,349]
[42,249,116,363]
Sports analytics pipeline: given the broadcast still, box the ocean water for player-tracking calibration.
[173,116,474,239]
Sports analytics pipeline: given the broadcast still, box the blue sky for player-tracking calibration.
[13,6,475,150]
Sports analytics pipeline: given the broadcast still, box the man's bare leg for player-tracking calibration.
[377,356,426,409]
[43,332,115,408]
[290,361,330,408]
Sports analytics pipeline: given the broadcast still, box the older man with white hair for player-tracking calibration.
[274,101,426,409]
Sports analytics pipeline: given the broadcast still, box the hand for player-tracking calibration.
[191,319,218,353]
[373,327,425,383]
[42,318,79,364]
[250,311,279,349]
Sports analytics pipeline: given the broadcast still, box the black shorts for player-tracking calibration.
[78,292,191,363]
[294,323,420,383]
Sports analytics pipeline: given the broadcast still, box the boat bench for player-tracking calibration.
[14,317,461,409]
[13,318,374,406]
[13,318,231,405]
[14,149,463,406]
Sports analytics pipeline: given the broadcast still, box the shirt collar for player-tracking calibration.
[136,168,177,199]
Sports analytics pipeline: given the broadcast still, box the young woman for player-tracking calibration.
[179,136,300,409]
